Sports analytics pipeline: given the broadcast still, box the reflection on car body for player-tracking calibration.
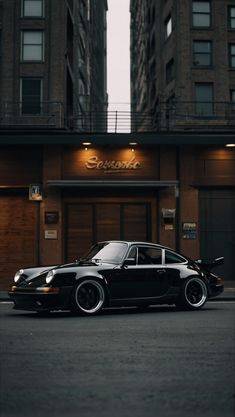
[9,241,224,315]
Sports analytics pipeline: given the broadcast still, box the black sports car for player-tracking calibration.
[9,241,224,315]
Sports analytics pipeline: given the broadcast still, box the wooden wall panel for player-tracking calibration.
[96,204,120,242]
[123,204,149,241]
[195,147,235,186]
[65,201,152,263]
[66,204,93,262]
[0,196,38,290]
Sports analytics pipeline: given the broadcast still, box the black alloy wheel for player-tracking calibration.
[178,277,208,310]
[71,280,106,315]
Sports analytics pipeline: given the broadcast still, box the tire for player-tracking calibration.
[177,277,208,310]
[71,279,106,315]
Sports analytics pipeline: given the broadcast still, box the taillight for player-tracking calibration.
[216,276,223,285]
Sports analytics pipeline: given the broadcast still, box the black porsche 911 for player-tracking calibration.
[9,241,224,315]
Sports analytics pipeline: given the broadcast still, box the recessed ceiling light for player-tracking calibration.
[82,142,92,146]
[225,143,235,148]
[129,142,138,146]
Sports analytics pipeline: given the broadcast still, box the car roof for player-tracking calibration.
[97,240,173,251]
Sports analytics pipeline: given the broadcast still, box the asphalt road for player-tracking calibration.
[0,301,235,417]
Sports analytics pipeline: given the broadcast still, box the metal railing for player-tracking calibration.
[0,101,234,132]
[154,101,235,131]
[0,101,64,129]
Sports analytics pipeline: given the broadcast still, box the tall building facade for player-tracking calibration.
[0,0,108,289]
[130,0,235,132]
[129,0,235,281]
[0,0,108,131]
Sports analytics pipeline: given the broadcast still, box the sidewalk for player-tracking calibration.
[1,282,235,302]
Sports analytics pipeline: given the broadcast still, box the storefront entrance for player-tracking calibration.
[199,189,235,281]
[65,199,154,262]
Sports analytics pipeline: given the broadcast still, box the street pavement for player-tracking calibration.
[0,301,235,417]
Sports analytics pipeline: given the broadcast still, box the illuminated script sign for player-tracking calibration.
[85,155,141,171]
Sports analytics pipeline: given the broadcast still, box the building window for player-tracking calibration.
[195,83,213,115]
[192,1,211,27]
[0,30,2,60]
[193,41,212,66]
[228,6,235,29]
[21,0,44,17]
[230,90,235,111]
[229,44,235,68]
[21,78,42,114]
[166,59,175,84]
[165,15,172,39]
[21,31,44,61]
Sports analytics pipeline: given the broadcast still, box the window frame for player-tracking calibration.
[193,40,212,67]
[228,6,235,30]
[21,0,44,18]
[195,82,214,116]
[229,43,235,68]
[164,250,187,265]
[20,78,43,115]
[230,90,235,111]
[135,246,163,266]
[192,1,211,28]
[0,30,2,60]
[21,30,44,62]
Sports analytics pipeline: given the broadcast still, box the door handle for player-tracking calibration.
[156,269,166,274]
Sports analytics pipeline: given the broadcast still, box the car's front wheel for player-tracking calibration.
[177,277,208,310]
[71,279,106,315]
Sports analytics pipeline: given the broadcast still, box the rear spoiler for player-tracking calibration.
[194,257,224,270]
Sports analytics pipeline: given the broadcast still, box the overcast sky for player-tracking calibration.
[107,0,130,113]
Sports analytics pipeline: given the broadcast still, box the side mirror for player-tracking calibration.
[123,258,136,267]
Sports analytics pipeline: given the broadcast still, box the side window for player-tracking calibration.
[128,246,137,263]
[137,247,162,265]
[165,250,186,264]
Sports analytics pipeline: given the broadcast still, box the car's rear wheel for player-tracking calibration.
[177,277,208,310]
[71,279,106,315]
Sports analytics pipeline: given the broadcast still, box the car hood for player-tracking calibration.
[18,261,116,286]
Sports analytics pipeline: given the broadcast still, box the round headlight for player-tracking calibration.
[46,269,56,284]
[14,269,24,283]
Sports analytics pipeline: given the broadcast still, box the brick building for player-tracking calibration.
[0,0,235,290]
[129,0,235,282]
[0,0,108,289]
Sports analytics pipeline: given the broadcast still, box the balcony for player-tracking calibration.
[0,102,64,129]
[155,101,235,132]
[0,101,234,133]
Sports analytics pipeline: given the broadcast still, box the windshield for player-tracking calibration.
[82,242,128,264]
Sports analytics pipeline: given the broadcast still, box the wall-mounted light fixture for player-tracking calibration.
[225,143,235,148]
[129,142,138,152]
[82,142,92,151]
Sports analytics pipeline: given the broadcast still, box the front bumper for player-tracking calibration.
[8,286,72,311]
